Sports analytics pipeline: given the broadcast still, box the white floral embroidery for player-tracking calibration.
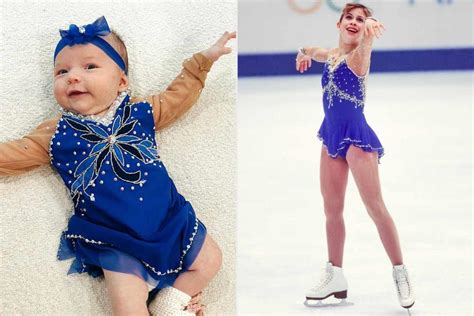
[323,59,366,109]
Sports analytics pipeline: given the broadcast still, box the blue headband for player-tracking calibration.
[54,16,127,74]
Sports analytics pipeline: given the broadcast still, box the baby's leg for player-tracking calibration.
[103,268,149,316]
[173,234,223,296]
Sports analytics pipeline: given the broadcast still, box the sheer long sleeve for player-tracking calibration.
[0,118,58,176]
[144,53,214,131]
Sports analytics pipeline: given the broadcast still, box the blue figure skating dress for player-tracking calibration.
[317,56,384,160]
[51,92,206,292]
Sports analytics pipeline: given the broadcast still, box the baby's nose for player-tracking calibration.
[67,71,81,84]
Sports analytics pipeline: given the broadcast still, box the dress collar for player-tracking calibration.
[59,91,129,126]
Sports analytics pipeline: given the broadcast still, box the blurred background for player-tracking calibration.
[239,0,472,76]
[238,0,472,315]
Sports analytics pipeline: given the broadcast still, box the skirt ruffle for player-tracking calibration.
[317,118,384,162]
[57,219,207,292]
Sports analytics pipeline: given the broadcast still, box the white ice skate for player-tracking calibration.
[148,287,205,315]
[304,262,352,307]
[393,264,415,310]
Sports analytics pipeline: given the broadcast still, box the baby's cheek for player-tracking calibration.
[53,81,67,107]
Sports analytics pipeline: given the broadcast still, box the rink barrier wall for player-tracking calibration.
[238,48,474,77]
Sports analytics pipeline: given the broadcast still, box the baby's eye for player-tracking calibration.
[85,64,98,70]
[56,69,68,76]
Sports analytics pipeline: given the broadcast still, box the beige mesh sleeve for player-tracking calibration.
[146,53,214,130]
[0,118,59,176]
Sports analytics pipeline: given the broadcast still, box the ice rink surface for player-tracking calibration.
[237,71,472,315]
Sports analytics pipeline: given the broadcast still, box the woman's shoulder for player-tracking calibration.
[328,48,339,57]
[312,47,336,64]
[326,48,341,59]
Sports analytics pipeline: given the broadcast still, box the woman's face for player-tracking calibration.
[337,8,367,46]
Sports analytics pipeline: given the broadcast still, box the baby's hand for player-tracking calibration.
[201,31,236,62]
[364,19,385,39]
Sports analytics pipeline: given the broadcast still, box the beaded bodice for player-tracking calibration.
[321,57,367,121]
[49,94,172,237]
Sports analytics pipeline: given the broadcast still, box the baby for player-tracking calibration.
[0,16,235,315]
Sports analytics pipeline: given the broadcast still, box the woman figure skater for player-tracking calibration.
[296,3,415,310]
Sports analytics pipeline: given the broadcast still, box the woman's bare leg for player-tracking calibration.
[346,145,403,265]
[103,269,150,316]
[172,234,222,296]
[320,146,349,267]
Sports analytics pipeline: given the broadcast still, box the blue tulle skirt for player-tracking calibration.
[57,220,206,295]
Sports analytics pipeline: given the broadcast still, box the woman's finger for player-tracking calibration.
[296,57,301,71]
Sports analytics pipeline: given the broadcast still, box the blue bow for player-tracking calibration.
[59,16,111,46]
[54,16,127,74]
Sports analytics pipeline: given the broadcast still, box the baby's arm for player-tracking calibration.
[347,18,385,76]
[296,47,330,73]
[145,32,236,131]
[0,118,58,176]
[144,53,214,130]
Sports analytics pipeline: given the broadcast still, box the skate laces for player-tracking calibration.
[394,269,411,298]
[311,268,333,291]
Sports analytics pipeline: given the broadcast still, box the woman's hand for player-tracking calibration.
[364,18,385,39]
[296,51,312,73]
[201,31,237,62]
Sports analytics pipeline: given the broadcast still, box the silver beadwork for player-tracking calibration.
[140,218,199,277]
[59,91,128,126]
[323,59,365,109]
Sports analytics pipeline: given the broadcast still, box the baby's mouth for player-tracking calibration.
[68,90,88,97]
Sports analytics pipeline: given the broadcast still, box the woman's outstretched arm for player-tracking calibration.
[296,47,330,73]
[347,18,385,76]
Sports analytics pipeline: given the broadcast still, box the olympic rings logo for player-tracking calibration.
[288,0,360,14]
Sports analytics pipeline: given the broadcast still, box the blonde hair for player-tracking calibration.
[338,3,373,22]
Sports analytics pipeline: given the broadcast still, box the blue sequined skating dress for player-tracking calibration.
[51,93,206,292]
[317,57,384,160]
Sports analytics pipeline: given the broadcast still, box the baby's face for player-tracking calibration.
[53,42,128,116]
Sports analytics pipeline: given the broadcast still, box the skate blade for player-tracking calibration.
[304,298,354,308]
[404,306,414,316]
